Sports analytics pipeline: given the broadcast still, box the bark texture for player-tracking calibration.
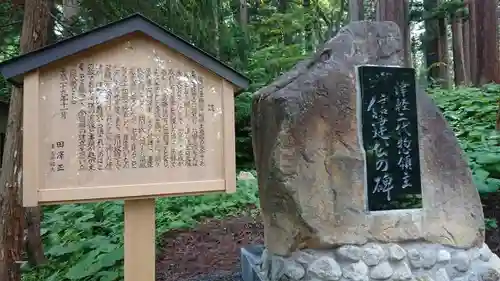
[0,0,52,280]
[451,16,468,85]
[376,0,411,67]
[473,0,500,85]
[424,0,450,88]
[349,0,364,21]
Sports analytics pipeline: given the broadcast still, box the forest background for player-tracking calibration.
[0,0,499,281]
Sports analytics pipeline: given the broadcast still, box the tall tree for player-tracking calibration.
[0,0,52,280]
[303,0,313,52]
[462,3,471,86]
[451,10,468,85]
[278,0,292,44]
[466,0,478,86]
[472,0,500,85]
[423,0,450,88]
[376,0,412,67]
[349,0,364,21]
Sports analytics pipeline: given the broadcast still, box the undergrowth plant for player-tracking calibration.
[429,84,500,194]
[22,173,258,281]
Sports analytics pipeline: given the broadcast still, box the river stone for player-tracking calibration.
[270,256,286,280]
[370,261,393,280]
[437,249,451,263]
[343,261,369,281]
[452,251,471,272]
[388,244,406,261]
[480,268,500,281]
[362,243,386,266]
[251,21,484,256]
[260,249,269,273]
[480,244,493,262]
[435,268,450,281]
[284,260,306,280]
[408,249,424,269]
[421,248,437,269]
[392,262,412,281]
[308,256,342,280]
[337,245,362,262]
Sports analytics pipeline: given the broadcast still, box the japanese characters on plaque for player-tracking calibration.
[357,66,422,211]
[53,62,210,173]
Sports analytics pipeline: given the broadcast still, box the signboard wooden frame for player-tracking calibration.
[0,13,249,207]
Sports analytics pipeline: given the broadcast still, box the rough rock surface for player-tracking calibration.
[248,242,500,281]
[251,21,484,256]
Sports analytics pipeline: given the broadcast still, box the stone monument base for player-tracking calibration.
[240,242,500,281]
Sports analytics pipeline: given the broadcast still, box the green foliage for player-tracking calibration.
[6,1,500,281]
[429,84,500,194]
[410,0,468,22]
[22,175,259,281]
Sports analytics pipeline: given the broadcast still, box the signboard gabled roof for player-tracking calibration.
[0,13,250,91]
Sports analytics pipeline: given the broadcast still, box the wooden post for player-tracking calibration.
[124,199,156,281]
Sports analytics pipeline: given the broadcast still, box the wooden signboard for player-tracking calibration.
[356,65,422,212]
[0,13,249,281]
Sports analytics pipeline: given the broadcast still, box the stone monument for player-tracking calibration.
[241,21,500,281]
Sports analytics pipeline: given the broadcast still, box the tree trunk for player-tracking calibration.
[376,0,411,67]
[462,11,471,86]
[278,0,292,44]
[61,0,79,38]
[423,0,450,88]
[303,0,314,52]
[473,0,500,85]
[451,16,468,86]
[0,0,52,280]
[468,0,479,85]
[349,0,364,21]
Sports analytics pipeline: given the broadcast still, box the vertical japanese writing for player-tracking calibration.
[95,65,105,171]
[50,141,66,172]
[112,65,122,169]
[153,68,162,167]
[138,68,147,168]
[169,69,177,167]
[86,63,97,171]
[395,81,412,189]
[121,66,130,169]
[77,108,87,171]
[55,141,65,172]
[161,69,170,167]
[50,143,56,172]
[59,68,69,119]
[145,67,154,168]
[104,64,114,170]
[78,63,86,105]
[358,66,421,211]
[177,70,185,167]
[183,72,192,167]
[198,76,205,166]
[130,67,138,169]
[70,68,78,104]
[53,63,211,173]
[190,71,199,166]
[367,92,393,201]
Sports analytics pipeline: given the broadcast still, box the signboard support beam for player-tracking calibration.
[124,198,156,281]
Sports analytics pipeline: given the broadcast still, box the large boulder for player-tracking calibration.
[251,21,484,256]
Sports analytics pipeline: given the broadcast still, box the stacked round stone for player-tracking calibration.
[257,243,500,281]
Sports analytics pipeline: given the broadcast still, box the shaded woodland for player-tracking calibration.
[0,1,498,281]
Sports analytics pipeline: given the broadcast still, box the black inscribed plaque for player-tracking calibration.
[357,65,422,211]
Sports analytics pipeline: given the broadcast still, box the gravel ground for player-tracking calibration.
[156,212,263,281]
